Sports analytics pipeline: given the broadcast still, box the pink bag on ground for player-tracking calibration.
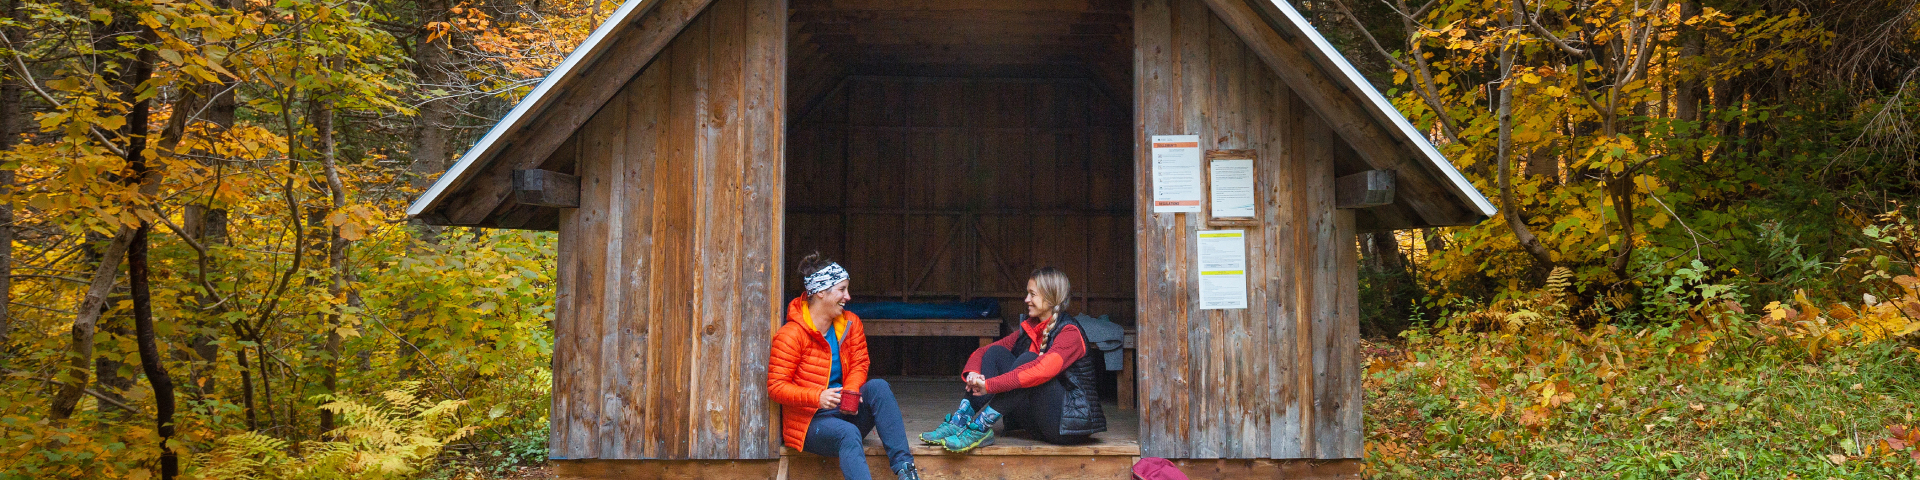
[1132,457,1190,480]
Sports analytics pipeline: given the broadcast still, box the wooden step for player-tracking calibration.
[779,443,1137,479]
[555,456,1362,479]
[783,442,1141,457]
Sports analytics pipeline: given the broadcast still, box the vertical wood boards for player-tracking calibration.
[739,0,785,458]
[781,76,1134,318]
[691,0,743,456]
[1326,209,1361,458]
[589,61,629,460]
[1171,0,1210,458]
[551,142,579,457]
[548,0,783,460]
[1133,0,1363,460]
[1287,90,1318,460]
[1261,76,1303,459]
[567,95,614,459]
[1301,108,1340,460]
[1133,0,1185,458]
[617,52,667,459]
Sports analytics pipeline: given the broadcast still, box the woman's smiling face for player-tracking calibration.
[1024,278,1049,319]
[812,279,851,320]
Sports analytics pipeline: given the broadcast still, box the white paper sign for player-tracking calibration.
[1151,135,1203,213]
[1196,230,1248,310]
[1209,159,1255,218]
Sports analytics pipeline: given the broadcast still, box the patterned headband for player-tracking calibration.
[803,262,848,295]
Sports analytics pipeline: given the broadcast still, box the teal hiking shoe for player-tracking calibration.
[919,400,973,445]
[892,461,921,480]
[941,406,1000,453]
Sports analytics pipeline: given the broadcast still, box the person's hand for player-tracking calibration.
[818,387,842,410]
[964,373,988,396]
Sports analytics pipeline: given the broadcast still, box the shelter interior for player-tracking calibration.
[779,0,1141,446]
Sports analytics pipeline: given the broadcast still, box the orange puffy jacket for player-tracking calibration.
[767,296,870,450]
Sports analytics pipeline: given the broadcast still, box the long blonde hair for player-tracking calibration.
[1030,267,1071,345]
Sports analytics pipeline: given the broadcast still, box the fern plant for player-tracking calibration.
[190,382,477,479]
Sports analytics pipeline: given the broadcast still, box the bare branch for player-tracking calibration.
[0,31,129,158]
[1335,0,1461,143]
[9,273,89,284]
[1517,0,1587,57]
[9,371,137,412]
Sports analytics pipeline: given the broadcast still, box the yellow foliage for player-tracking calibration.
[1758,277,1920,361]
[189,383,477,479]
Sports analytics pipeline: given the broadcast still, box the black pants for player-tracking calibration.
[964,345,1090,444]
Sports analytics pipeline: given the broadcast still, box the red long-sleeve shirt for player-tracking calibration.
[964,317,1086,394]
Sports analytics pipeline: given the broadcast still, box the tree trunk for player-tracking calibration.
[1606,172,1636,279]
[52,11,153,419]
[1675,0,1704,166]
[0,0,22,353]
[234,331,256,430]
[316,90,347,435]
[158,25,234,400]
[408,0,457,194]
[49,228,135,419]
[1367,232,1406,272]
[132,227,179,479]
[121,33,177,477]
[1496,10,1556,269]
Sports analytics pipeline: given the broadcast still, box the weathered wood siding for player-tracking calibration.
[785,76,1136,328]
[1133,0,1361,459]
[551,0,784,460]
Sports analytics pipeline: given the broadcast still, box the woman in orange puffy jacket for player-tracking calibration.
[767,253,918,480]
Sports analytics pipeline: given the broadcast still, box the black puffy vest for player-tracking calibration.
[1011,315,1108,436]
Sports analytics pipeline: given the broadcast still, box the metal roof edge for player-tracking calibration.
[1258,0,1498,218]
[406,0,659,218]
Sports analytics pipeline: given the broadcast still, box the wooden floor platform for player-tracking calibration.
[782,378,1141,478]
[553,378,1359,479]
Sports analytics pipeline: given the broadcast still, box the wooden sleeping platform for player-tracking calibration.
[861,318,1001,348]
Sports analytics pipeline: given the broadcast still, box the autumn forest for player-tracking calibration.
[0,0,1917,478]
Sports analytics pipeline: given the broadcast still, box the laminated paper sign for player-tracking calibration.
[1209,158,1255,218]
[1196,230,1248,310]
[1151,135,1203,213]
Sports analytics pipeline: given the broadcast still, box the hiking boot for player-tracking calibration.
[919,400,973,445]
[941,406,1000,453]
[892,462,921,480]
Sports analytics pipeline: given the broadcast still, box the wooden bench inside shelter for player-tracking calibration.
[860,318,1002,349]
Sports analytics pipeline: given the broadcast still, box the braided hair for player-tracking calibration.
[1029,267,1071,346]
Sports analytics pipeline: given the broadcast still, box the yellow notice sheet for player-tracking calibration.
[1196,230,1248,310]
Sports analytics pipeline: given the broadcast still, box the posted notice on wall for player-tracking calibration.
[1209,158,1255,218]
[1151,135,1203,213]
[1196,230,1248,310]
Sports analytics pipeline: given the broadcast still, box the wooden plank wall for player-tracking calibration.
[1132,0,1361,460]
[784,76,1136,329]
[550,0,784,460]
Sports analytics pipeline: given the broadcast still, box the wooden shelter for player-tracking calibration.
[408,0,1494,477]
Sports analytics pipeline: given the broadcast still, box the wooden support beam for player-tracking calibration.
[1333,170,1392,209]
[513,169,582,208]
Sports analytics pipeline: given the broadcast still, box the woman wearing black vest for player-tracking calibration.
[920,267,1106,451]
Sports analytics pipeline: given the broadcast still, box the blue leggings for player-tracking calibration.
[802,379,912,480]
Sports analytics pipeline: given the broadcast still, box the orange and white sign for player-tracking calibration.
[1151,135,1203,213]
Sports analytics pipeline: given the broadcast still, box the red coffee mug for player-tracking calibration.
[838,390,861,414]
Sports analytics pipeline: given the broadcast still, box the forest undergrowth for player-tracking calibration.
[1363,213,1920,479]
